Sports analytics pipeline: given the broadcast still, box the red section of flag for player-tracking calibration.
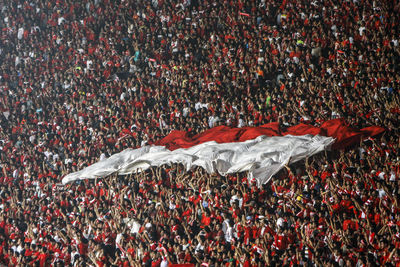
[193,126,243,144]
[320,119,384,149]
[156,119,384,151]
[238,122,280,141]
[285,123,324,136]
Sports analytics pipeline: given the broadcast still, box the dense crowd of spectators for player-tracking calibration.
[0,0,399,266]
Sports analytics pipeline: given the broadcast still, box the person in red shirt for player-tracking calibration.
[274,228,288,251]
[200,210,212,229]
[37,246,49,267]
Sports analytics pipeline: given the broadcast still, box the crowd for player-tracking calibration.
[0,0,399,266]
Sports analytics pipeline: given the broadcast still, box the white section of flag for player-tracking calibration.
[62,135,334,185]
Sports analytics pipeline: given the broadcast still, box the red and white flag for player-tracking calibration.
[62,119,384,185]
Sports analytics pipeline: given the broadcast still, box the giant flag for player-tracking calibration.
[62,119,384,185]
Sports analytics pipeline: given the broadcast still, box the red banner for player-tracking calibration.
[156,119,384,150]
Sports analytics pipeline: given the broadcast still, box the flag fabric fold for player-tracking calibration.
[62,119,384,185]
